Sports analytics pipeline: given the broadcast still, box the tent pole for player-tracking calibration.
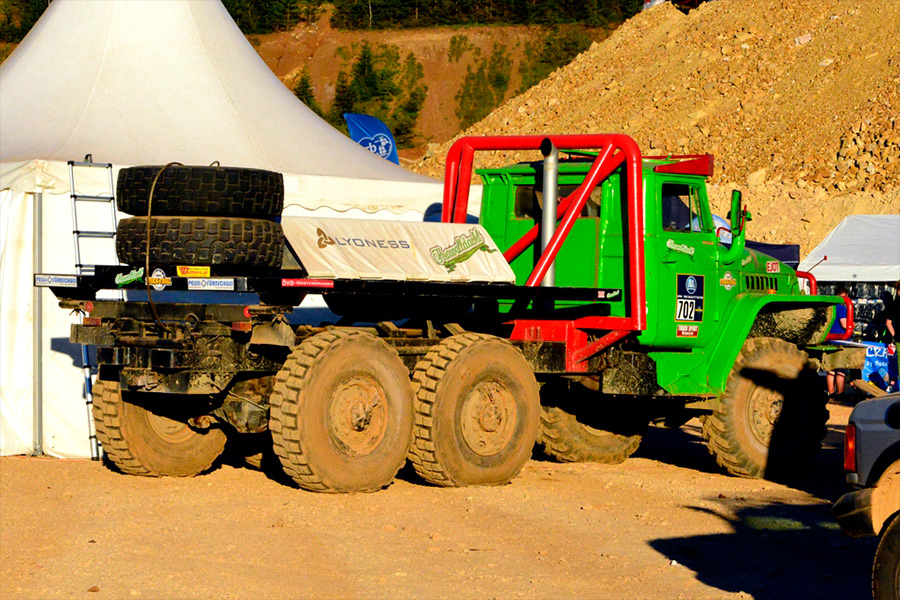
[32,192,43,456]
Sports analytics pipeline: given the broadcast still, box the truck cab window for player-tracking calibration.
[661,183,704,232]
[515,184,601,220]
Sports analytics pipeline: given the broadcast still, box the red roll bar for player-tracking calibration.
[442,134,647,370]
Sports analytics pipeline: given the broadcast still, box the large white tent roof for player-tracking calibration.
[798,214,900,282]
[0,0,448,214]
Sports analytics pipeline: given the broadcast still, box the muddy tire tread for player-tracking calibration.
[115,216,283,268]
[269,330,408,493]
[702,337,828,478]
[116,165,283,217]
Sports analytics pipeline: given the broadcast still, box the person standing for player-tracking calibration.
[883,281,900,392]
[827,286,851,398]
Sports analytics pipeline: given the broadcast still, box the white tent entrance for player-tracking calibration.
[0,0,473,457]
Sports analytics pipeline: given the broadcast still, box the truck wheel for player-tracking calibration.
[537,380,645,464]
[91,380,226,477]
[269,330,414,493]
[874,513,900,600]
[409,333,540,487]
[117,165,284,218]
[702,337,828,479]
[116,216,283,268]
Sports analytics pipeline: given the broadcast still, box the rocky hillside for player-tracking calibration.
[253,15,612,150]
[415,0,900,255]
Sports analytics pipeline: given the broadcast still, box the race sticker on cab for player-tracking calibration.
[676,274,704,323]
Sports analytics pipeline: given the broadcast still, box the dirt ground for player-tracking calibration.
[0,399,875,600]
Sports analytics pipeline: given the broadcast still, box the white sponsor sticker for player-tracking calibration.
[187,278,234,291]
[35,274,78,287]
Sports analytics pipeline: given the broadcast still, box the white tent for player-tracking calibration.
[798,215,900,282]
[0,0,466,458]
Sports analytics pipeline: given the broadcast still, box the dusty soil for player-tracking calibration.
[414,0,900,255]
[1,400,875,600]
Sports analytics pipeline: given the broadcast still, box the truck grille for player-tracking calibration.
[744,275,777,292]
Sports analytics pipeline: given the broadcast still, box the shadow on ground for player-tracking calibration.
[634,414,851,502]
[650,499,877,600]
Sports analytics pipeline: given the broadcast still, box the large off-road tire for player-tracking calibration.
[269,330,414,493]
[537,379,645,464]
[874,513,900,600]
[409,333,540,487]
[91,380,226,477]
[116,216,283,268]
[702,337,828,479]
[116,165,283,218]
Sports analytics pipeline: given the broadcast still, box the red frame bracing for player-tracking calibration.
[442,134,646,372]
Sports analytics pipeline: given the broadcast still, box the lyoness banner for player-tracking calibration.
[281,217,515,284]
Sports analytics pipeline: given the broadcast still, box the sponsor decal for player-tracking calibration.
[597,289,622,300]
[282,278,335,289]
[147,268,172,291]
[315,227,410,251]
[720,271,737,291]
[430,228,496,272]
[666,238,695,256]
[361,133,394,160]
[766,261,780,274]
[187,278,234,291]
[114,267,144,287]
[676,274,704,323]
[34,274,78,287]
[176,266,210,278]
[676,324,699,338]
[317,228,336,249]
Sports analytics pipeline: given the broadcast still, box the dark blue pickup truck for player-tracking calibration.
[833,393,900,600]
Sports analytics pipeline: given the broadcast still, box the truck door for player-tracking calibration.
[654,179,718,348]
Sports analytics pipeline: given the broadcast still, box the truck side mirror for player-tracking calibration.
[729,190,743,235]
[720,190,747,263]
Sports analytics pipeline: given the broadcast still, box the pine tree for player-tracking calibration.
[329,71,358,130]
[292,69,323,117]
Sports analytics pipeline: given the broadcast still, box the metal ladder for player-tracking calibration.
[68,155,120,460]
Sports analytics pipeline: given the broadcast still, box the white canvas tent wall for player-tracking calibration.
[0,0,470,458]
[798,215,900,282]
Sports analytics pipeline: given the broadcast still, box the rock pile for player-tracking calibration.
[414,0,899,254]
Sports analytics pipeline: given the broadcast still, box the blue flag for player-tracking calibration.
[344,113,399,165]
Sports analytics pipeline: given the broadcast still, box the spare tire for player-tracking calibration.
[116,216,284,268]
[116,165,284,218]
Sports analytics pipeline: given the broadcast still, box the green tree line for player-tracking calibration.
[294,41,428,148]
[330,0,643,29]
[1,0,642,42]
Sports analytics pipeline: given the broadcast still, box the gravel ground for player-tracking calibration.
[0,399,875,600]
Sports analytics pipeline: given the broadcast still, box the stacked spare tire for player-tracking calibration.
[115,165,285,269]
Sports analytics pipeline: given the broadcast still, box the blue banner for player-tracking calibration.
[862,342,899,392]
[344,113,399,165]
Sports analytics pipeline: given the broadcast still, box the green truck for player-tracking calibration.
[37,134,852,492]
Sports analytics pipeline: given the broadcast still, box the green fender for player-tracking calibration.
[704,293,840,395]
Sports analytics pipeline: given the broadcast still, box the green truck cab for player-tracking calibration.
[472,141,845,477]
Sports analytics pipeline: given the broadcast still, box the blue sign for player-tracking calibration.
[862,342,899,392]
[344,113,399,165]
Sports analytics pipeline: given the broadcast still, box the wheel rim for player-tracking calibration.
[146,410,195,445]
[747,386,783,447]
[460,379,517,457]
[327,375,388,456]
